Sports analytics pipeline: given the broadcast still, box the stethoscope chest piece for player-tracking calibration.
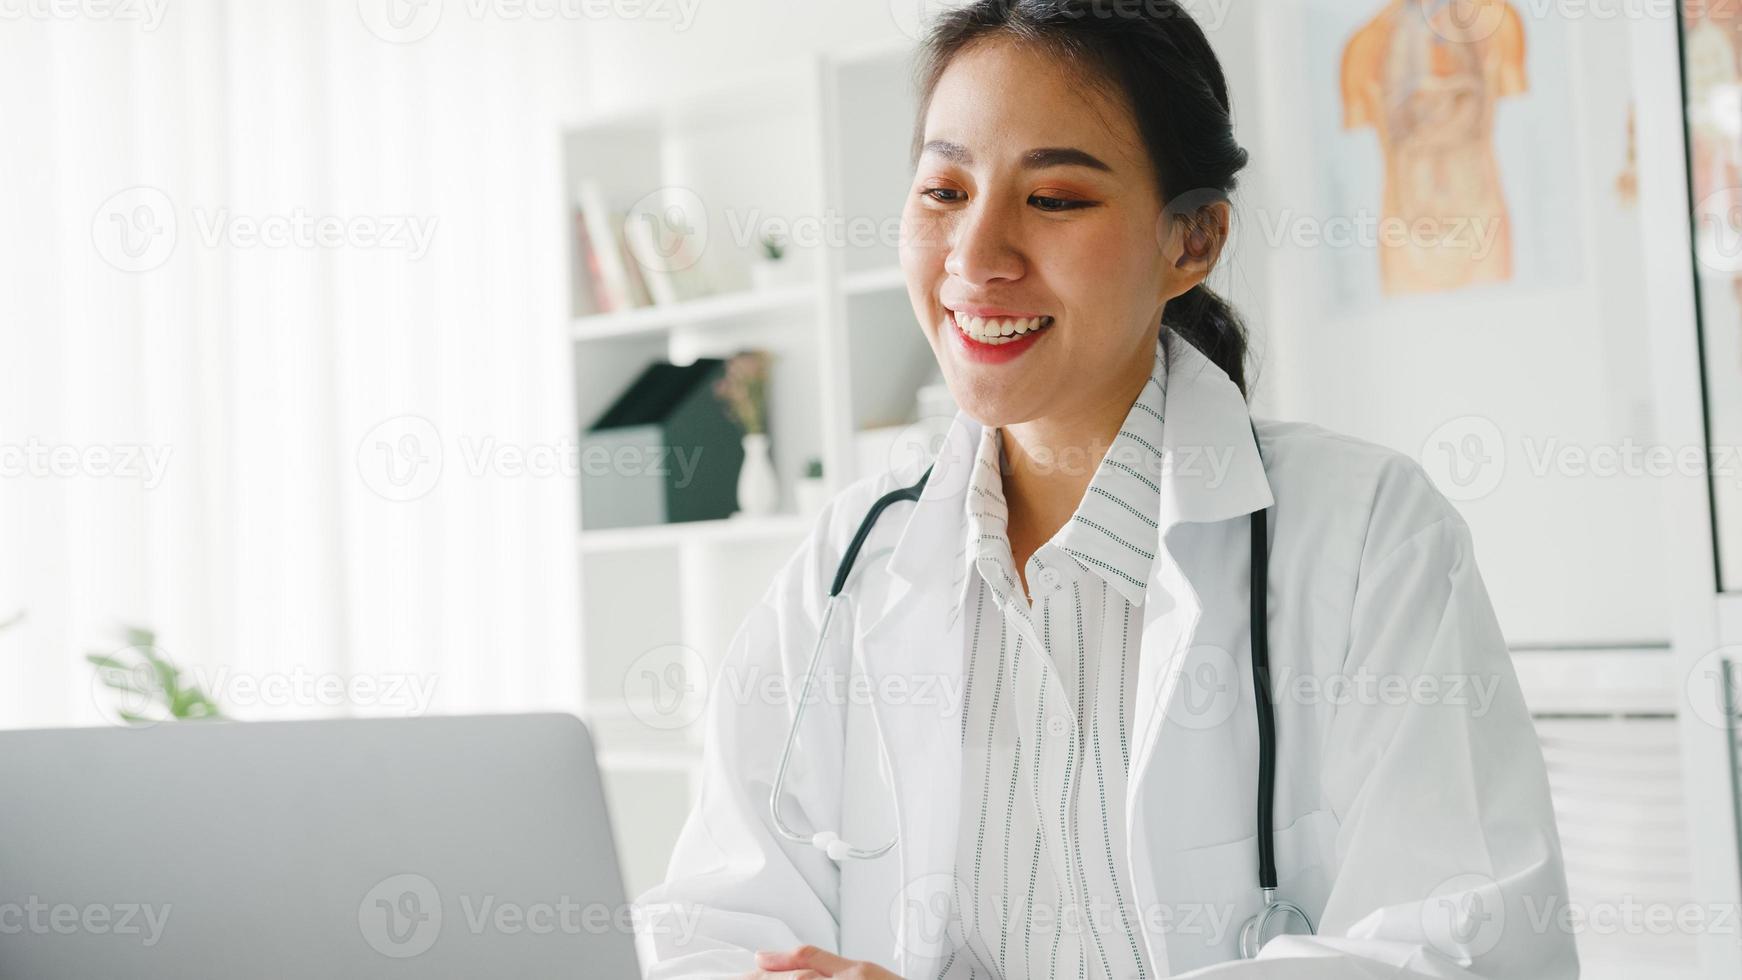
[1238,887,1315,959]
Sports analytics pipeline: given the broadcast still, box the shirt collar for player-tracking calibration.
[962,413,1015,610]
[960,340,1167,607]
[885,333,1274,594]
[1051,341,1167,605]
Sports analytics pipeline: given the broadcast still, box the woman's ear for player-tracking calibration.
[1156,198,1231,300]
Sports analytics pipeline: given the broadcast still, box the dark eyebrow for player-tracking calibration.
[920,140,1114,173]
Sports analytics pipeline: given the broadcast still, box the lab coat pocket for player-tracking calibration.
[1155,807,1338,969]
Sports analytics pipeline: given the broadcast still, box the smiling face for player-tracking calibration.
[901,36,1214,431]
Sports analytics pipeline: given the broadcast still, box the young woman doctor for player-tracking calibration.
[636,2,1576,978]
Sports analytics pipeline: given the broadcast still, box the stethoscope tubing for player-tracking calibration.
[768,465,934,861]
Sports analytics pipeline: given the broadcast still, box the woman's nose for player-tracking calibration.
[943,200,1025,285]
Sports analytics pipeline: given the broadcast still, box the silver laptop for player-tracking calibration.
[0,713,642,978]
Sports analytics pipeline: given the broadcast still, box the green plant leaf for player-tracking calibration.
[96,674,153,697]
[146,657,178,696]
[169,688,222,720]
[87,627,223,723]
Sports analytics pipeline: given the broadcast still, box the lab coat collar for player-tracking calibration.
[884,333,1274,592]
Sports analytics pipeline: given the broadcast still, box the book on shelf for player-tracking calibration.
[570,207,603,315]
[571,180,719,317]
[622,212,714,307]
[572,178,651,316]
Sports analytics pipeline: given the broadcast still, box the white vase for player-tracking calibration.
[736,433,780,516]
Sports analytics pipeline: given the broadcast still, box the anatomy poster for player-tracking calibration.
[1681,0,1742,590]
[1306,0,1583,310]
[1684,3,1742,317]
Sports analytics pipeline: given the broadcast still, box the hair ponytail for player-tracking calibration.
[914,0,1254,398]
[1163,282,1250,398]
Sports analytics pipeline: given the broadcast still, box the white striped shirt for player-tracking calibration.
[939,341,1168,980]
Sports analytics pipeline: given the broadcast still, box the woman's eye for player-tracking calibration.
[918,188,1092,211]
[1030,195,1090,212]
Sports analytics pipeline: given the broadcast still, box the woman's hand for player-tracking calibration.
[745,945,905,978]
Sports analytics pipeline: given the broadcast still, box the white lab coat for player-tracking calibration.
[634,337,1577,980]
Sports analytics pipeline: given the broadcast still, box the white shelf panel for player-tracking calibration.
[579,513,811,554]
[571,282,818,341]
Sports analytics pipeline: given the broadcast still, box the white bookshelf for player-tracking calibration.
[569,280,820,341]
[563,39,940,899]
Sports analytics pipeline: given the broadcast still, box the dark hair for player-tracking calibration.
[912,0,1253,396]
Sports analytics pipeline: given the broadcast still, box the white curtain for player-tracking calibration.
[0,1,592,726]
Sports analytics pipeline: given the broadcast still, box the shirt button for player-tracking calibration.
[1047,715,1069,737]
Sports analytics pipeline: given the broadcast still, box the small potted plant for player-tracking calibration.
[749,230,800,291]
[713,350,779,516]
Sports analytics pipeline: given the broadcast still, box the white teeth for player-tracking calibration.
[953,313,1054,345]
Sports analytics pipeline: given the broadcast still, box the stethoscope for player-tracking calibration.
[767,421,1316,958]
